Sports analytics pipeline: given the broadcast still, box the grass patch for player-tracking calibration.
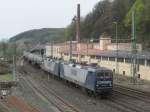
[0,73,13,81]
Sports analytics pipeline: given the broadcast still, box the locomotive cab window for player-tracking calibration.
[105,72,109,76]
[97,72,104,78]
[105,72,111,78]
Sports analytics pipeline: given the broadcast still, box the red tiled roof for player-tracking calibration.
[62,49,104,55]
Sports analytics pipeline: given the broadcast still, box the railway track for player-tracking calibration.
[41,73,149,112]
[41,82,80,112]
[0,102,11,112]
[17,62,150,112]
[26,73,145,112]
[18,70,80,112]
[114,84,150,103]
[114,84,150,97]
[0,91,40,112]
[108,84,150,112]
[33,72,131,112]
[9,96,41,112]
[109,95,148,112]
[114,84,150,96]
[27,78,80,112]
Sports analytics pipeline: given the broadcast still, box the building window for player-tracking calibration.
[138,74,140,79]
[102,56,108,61]
[138,59,145,66]
[123,71,125,75]
[91,55,95,59]
[109,57,115,61]
[73,54,78,57]
[64,53,68,55]
[113,69,115,73]
[125,58,131,63]
[81,55,85,58]
[96,56,101,59]
[147,60,150,66]
[117,58,124,62]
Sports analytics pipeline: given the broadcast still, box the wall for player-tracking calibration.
[45,44,61,58]
[45,45,51,57]
[107,43,142,51]
[99,37,111,50]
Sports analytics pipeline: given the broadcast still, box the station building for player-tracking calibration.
[44,34,150,81]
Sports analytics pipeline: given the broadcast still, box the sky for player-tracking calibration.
[0,0,101,40]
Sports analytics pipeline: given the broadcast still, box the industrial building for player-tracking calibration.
[42,33,150,81]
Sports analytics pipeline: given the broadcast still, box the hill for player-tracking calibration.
[9,28,65,45]
[0,28,65,59]
[8,28,65,54]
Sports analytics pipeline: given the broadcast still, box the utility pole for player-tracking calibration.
[86,39,89,56]
[131,10,137,84]
[69,37,72,61]
[13,43,17,81]
[13,56,16,81]
[2,42,7,60]
[51,41,53,58]
[70,16,76,62]
[113,22,119,79]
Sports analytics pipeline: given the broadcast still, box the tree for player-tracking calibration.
[124,0,144,30]
[0,41,8,59]
[65,0,150,49]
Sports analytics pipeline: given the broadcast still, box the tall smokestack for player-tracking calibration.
[76,4,80,43]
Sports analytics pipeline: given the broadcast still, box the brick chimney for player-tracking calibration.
[76,4,80,43]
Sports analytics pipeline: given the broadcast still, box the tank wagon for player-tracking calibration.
[33,55,43,65]
[23,52,43,65]
[23,52,113,95]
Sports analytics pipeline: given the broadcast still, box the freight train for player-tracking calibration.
[23,52,113,96]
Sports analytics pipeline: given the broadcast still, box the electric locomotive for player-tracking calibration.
[41,58,60,77]
[60,63,113,95]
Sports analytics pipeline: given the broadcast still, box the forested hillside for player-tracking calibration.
[9,28,65,54]
[0,28,65,59]
[10,28,65,44]
[65,0,150,49]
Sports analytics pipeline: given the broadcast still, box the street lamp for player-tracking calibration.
[113,21,119,77]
